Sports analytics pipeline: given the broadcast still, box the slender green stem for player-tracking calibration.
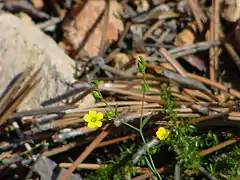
[139,73,148,130]
[144,156,155,174]
[139,91,145,130]
[118,119,140,132]
[94,88,114,112]
[140,131,162,180]
[101,98,114,112]
[118,117,161,179]
[138,68,162,179]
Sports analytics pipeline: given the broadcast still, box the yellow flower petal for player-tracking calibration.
[95,121,102,127]
[89,110,97,117]
[83,114,91,122]
[156,127,170,140]
[84,110,104,128]
[88,122,96,128]
[96,112,103,121]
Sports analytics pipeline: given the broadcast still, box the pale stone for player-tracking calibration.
[221,0,240,22]
[0,13,75,110]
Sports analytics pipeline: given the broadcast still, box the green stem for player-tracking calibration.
[118,119,140,132]
[101,98,114,112]
[139,131,162,180]
[138,71,161,179]
[139,90,145,130]
[117,118,161,179]
[140,73,147,130]
[95,88,114,112]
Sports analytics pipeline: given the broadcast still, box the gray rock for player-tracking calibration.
[0,13,75,110]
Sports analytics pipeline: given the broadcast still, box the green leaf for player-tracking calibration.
[114,105,119,118]
[91,80,99,88]
[143,156,155,175]
[142,111,154,128]
[92,90,102,100]
[141,82,149,92]
[105,111,114,120]
[138,56,146,73]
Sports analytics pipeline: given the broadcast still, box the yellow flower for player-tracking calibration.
[83,110,104,128]
[156,127,170,140]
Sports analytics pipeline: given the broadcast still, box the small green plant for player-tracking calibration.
[159,84,240,178]
[85,56,164,179]
[84,56,240,179]
[168,121,201,171]
[159,84,201,173]
[159,83,177,122]
[206,144,240,179]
